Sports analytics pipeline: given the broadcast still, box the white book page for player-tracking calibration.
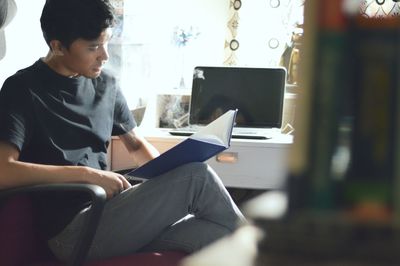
[190,110,237,147]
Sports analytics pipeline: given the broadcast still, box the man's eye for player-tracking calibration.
[88,46,99,51]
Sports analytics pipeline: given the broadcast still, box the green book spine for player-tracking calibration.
[344,17,400,223]
[305,0,350,210]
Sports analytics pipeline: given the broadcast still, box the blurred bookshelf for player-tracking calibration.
[246,0,400,264]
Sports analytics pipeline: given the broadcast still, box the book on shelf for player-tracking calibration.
[345,15,400,223]
[127,109,237,179]
[306,0,351,209]
[288,0,351,211]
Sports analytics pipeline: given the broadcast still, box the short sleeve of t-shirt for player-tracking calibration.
[112,87,136,136]
[0,75,33,151]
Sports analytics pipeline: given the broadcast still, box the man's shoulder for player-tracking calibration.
[5,60,41,85]
[1,61,42,100]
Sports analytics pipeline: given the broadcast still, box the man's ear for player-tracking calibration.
[49,40,65,56]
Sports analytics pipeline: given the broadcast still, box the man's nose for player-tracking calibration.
[99,45,109,63]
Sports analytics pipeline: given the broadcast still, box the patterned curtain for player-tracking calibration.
[224,0,241,66]
[223,0,304,69]
[360,0,400,17]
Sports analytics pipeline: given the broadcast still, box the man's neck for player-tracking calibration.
[42,52,79,78]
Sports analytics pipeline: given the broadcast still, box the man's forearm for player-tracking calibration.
[0,160,89,189]
[129,141,160,166]
[119,130,160,167]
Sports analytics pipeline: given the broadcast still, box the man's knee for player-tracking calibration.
[181,162,218,184]
[182,161,208,173]
[154,162,219,188]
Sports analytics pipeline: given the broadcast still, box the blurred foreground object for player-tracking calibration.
[0,0,17,60]
[243,0,400,264]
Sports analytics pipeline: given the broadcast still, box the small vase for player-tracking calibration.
[175,47,187,89]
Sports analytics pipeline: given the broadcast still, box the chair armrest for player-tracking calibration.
[0,183,107,266]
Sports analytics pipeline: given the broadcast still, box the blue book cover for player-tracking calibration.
[128,109,237,178]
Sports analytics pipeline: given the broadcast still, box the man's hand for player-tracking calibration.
[83,167,132,198]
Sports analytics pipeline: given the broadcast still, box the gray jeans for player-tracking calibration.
[48,162,245,261]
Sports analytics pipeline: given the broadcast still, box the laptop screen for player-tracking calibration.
[189,66,286,128]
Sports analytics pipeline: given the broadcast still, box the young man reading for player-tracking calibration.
[0,0,244,262]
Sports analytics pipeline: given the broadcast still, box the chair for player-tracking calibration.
[0,183,187,266]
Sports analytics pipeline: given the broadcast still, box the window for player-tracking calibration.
[107,0,230,110]
[108,0,304,111]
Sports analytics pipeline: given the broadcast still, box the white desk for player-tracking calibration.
[109,129,293,190]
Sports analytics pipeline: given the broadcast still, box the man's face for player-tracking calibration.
[59,28,112,78]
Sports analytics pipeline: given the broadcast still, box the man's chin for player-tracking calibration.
[93,68,103,77]
[82,70,102,79]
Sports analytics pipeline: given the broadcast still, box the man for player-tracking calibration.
[0,0,244,262]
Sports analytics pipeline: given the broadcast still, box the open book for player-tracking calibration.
[128,109,238,179]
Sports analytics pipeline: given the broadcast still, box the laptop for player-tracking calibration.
[169,66,287,139]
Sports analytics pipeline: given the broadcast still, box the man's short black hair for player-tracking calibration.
[40,0,115,49]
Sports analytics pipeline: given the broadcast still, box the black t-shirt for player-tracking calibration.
[0,59,136,238]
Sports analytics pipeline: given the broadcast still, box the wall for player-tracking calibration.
[0,0,47,86]
[115,0,230,109]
